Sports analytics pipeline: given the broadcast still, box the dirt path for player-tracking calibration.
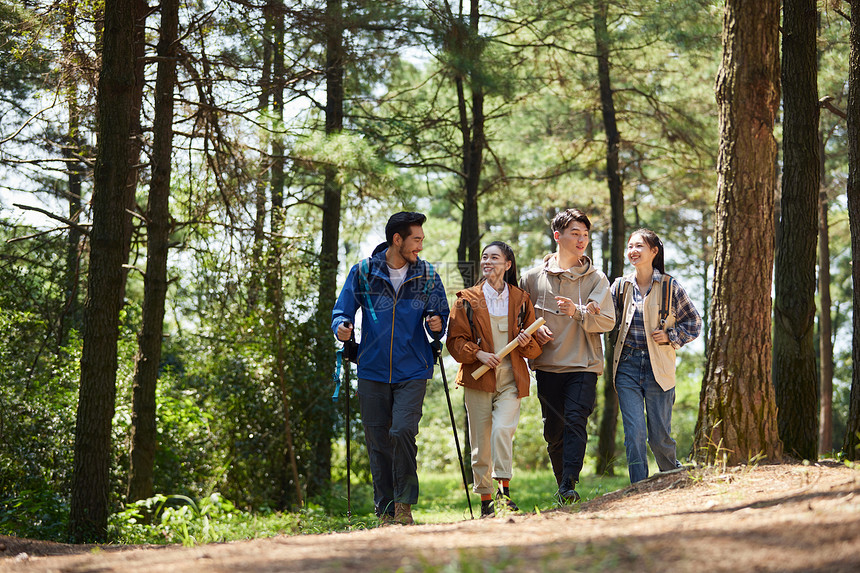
[3,462,859,572]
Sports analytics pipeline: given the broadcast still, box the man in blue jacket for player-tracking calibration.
[332,211,449,525]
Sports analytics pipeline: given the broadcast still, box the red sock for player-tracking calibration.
[481,493,492,502]
[499,479,510,489]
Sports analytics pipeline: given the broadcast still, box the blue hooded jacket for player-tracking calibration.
[331,249,449,383]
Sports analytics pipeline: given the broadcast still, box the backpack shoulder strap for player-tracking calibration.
[422,260,436,296]
[462,299,481,346]
[358,257,378,323]
[659,274,674,326]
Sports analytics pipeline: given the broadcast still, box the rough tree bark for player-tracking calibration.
[450,0,483,289]
[61,0,83,347]
[818,189,833,454]
[69,0,137,543]
[594,0,624,476]
[307,0,345,499]
[842,0,860,462]
[127,0,180,503]
[266,0,303,507]
[692,0,783,466]
[773,0,820,461]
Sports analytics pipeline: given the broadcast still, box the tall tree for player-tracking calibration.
[69,0,137,543]
[692,0,783,465]
[127,0,180,503]
[435,0,485,287]
[818,189,834,454]
[60,0,84,347]
[310,0,345,498]
[842,0,860,462]
[593,0,624,476]
[266,0,303,507]
[773,0,820,460]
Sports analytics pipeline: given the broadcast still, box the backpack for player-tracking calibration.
[609,274,674,346]
[357,257,436,323]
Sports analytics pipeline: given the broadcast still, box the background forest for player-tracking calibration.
[0,0,857,544]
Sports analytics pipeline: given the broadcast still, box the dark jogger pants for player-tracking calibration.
[357,378,427,517]
[535,370,597,485]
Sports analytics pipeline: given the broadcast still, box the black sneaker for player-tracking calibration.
[495,487,519,512]
[557,476,581,504]
[481,499,495,518]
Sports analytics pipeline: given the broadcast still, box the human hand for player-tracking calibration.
[534,325,554,344]
[337,322,354,342]
[426,315,443,333]
[585,301,600,314]
[651,329,669,345]
[477,350,501,368]
[516,330,533,347]
[554,296,574,316]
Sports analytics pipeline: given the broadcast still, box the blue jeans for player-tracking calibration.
[357,378,427,516]
[535,370,597,485]
[615,347,681,483]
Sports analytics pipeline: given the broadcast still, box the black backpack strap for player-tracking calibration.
[517,301,528,332]
[463,300,481,347]
[659,274,674,328]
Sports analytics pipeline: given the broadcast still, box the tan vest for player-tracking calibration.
[611,278,678,391]
[489,314,516,391]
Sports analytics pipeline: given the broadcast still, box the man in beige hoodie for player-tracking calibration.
[519,208,615,503]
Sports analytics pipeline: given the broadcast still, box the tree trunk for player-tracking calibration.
[127,0,179,503]
[248,2,274,310]
[773,0,820,461]
[61,0,83,347]
[841,0,860,462]
[69,0,137,543]
[454,0,483,289]
[268,0,303,507]
[818,189,833,455]
[308,0,345,499]
[594,0,623,476]
[692,0,783,466]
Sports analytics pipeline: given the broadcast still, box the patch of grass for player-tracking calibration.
[109,469,631,545]
[414,469,630,523]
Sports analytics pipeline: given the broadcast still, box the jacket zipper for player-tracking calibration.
[388,273,421,383]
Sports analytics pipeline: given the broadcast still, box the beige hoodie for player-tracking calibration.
[519,254,615,374]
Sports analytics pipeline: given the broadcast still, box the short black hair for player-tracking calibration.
[385,211,426,245]
[551,208,591,233]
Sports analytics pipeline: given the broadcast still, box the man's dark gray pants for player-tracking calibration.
[357,378,427,517]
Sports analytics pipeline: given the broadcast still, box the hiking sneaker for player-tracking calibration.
[557,476,581,504]
[495,488,519,512]
[394,502,414,525]
[480,499,495,518]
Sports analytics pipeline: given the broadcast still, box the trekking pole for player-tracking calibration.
[333,322,358,521]
[432,338,474,519]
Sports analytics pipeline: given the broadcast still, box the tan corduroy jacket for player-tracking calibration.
[446,282,542,397]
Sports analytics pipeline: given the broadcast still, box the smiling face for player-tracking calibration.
[554,221,590,260]
[481,245,512,284]
[394,225,424,265]
[627,232,658,269]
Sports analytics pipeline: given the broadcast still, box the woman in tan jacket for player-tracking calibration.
[446,241,542,517]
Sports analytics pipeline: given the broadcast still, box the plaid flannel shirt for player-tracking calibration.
[612,269,702,350]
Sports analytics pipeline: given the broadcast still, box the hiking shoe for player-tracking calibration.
[480,499,495,518]
[394,502,414,525]
[557,476,581,504]
[495,488,519,512]
[378,513,395,527]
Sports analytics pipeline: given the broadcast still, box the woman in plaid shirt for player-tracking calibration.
[610,229,702,483]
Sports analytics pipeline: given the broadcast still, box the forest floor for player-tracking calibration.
[2,461,859,572]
